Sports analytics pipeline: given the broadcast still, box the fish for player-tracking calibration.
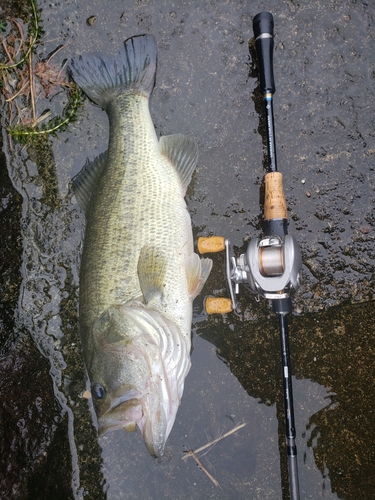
[68,34,212,457]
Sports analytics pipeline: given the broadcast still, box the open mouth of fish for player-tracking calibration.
[98,397,144,436]
[97,389,170,457]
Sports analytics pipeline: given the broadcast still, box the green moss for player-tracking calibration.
[0,0,85,144]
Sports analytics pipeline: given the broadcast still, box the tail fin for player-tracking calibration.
[68,34,157,109]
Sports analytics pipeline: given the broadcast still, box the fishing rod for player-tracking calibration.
[198,12,302,500]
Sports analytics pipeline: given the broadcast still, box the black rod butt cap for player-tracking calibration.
[253,12,274,39]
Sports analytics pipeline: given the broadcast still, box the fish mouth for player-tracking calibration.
[97,394,169,457]
[98,397,144,437]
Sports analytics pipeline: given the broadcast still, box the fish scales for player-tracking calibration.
[69,34,212,457]
[80,96,189,333]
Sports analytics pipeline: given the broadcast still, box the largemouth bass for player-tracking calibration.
[68,35,212,457]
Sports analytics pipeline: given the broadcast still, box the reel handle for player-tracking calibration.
[197,237,234,314]
[198,236,225,254]
[253,12,275,95]
[205,297,233,315]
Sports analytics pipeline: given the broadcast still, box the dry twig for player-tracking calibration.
[182,422,246,487]
[28,41,36,123]
[189,450,220,487]
[182,422,246,460]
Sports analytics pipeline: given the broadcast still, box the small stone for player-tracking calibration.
[86,16,97,26]
[359,225,371,234]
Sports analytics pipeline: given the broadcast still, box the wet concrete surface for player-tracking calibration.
[0,0,375,498]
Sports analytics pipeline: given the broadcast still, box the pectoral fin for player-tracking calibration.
[137,245,167,304]
[187,254,213,299]
[93,307,130,346]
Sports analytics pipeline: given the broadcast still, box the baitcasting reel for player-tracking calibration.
[198,232,302,313]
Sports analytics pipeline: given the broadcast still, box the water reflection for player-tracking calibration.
[198,300,375,499]
[0,137,105,499]
[293,378,339,499]
[291,305,375,499]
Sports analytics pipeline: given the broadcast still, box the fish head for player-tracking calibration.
[85,303,190,457]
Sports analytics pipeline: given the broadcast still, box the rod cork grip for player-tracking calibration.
[264,172,287,220]
[197,236,226,254]
[205,297,233,315]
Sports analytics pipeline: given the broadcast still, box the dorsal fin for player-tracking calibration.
[72,151,108,214]
[159,134,198,195]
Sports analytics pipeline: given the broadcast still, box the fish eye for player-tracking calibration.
[92,383,106,400]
